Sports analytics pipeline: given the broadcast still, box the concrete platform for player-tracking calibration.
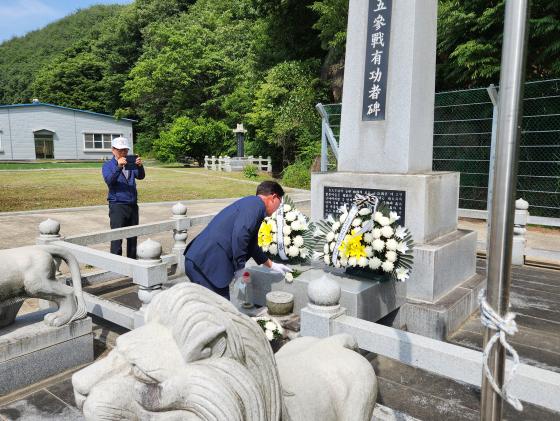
[0,313,93,396]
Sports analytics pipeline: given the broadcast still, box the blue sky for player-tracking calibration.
[0,0,133,43]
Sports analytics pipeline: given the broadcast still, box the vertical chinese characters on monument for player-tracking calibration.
[362,0,392,121]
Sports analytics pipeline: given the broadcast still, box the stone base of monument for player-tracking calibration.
[384,273,486,339]
[310,170,481,340]
[0,310,93,396]
[245,264,406,323]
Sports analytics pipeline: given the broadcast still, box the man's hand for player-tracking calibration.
[136,156,143,167]
[117,157,127,168]
[269,262,292,275]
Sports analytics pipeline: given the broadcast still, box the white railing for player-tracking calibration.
[300,285,560,413]
[204,155,272,172]
[36,203,216,330]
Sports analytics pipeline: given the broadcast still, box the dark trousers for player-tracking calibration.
[109,203,139,258]
[185,258,230,300]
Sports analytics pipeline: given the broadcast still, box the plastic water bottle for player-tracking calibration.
[241,271,253,309]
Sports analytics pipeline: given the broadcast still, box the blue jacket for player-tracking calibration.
[184,196,269,288]
[102,157,145,204]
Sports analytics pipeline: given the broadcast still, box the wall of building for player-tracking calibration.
[0,105,133,161]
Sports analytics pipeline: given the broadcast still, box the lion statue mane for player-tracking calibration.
[73,282,376,420]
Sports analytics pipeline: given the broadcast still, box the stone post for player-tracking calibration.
[300,274,346,338]
[171,202,188,274]
[267,156,272,172]
[36,218,63,308]
[204,155,209,170]
[36,218,62,245]
[136,239,163,311]
[512,198,529,266]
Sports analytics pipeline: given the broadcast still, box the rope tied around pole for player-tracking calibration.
[478,289,523,411]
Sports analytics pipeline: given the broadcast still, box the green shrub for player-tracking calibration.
[243,164,259,179]
[282,160,311,189]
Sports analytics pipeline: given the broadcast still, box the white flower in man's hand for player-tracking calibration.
[265,330,274,341]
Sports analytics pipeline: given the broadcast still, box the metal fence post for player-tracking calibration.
[481,0,530,419]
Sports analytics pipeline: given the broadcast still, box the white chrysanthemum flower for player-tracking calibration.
[334,260,341,268]
[372,239,385,252]
[358,257,368,267]
[326,231,335,242]
[386,251,397,262]
[369,257,382,269]
[283,204,292,212]
[363,232,373,244]
[265,321,276,331]
[382,260,394,272]
[351,217,362,227]
[285,211,297,222]
[374,212,383,223]
[332,221,341,232]
[269,244,278,255]
[285,272,294,283]
[284,236,291,246]
[327,214,335,224]
[329,242,336,252]
[271,223,277,232]
[379,216,391,227]
[396,267,410,282]
[348,257,357,267]
[290,220,301,231]
[262,245,269,252]
[323,243,329,254]
[293,235,304,247]
[340,258,348,267]
[395,226,406,239]
[324,254,331,265]
[339,213,347,223]
[299,248,309,258]
[365,246,373,257]
[372,228,382,239]
[397,242,409,254]
[288,245,300,257]
[386,238,398,251]
[283,225,291,236]
[272,233,277,242]
[359,208,372,216]
[265,329,274,341]
[389,211,400,223]
[271,213,277,220]
[381,226,394,238]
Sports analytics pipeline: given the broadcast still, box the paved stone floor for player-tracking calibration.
[1,259,558,420]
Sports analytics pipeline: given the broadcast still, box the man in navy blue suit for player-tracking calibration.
[184,180,292,299]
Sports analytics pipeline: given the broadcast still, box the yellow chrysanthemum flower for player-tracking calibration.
[258,221,274,247]
[338,233,366,259]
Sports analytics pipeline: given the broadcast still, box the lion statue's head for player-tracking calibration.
[72,283,282,421]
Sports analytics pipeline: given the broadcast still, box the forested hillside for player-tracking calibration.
[1,0,558,182]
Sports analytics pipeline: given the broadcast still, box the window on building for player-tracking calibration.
[84,133,122,150]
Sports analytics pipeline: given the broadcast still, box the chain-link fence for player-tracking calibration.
[319,79,560,218]
[434,79,560,218]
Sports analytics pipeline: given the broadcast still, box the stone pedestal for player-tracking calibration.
[0,312,94,395]
[245,265,406,323]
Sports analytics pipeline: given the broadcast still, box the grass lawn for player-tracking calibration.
[0,166,277,212]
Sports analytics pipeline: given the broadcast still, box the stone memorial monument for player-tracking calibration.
[311,0,482,338]
[73,283,377,420]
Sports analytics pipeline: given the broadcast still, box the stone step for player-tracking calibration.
[367,353,560,421]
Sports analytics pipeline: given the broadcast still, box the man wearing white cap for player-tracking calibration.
[101,137,145,258]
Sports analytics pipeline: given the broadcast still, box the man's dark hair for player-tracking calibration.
[256,180,284,197]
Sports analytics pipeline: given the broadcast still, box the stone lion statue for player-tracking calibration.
[0,245,87,328]
[73,283,377,420]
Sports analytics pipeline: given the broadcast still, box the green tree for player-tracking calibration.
[153,116,232,164]
[437,0,560,89]
[248,60,327,169]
